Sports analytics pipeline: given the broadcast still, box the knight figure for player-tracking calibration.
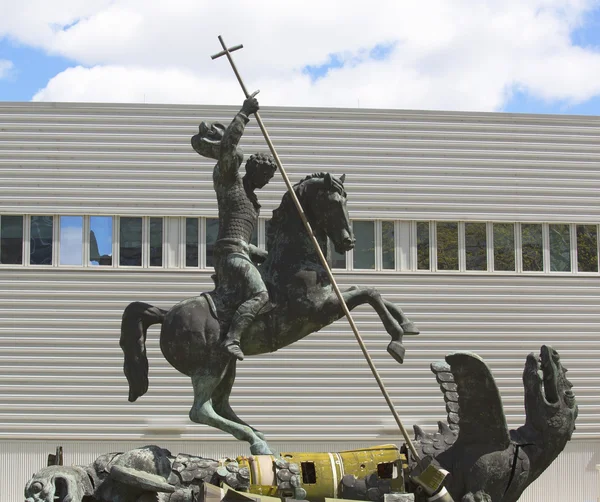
[191,96,277,361]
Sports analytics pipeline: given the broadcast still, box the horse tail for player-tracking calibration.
[120,301,167,403]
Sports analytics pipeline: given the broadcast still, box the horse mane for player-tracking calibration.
[266,172,346,250]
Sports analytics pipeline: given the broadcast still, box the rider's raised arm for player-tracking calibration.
[218,97,260,183]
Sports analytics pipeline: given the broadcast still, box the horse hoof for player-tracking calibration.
[250,440,273,455]
[387,341,406,364]
[401,321,420,336]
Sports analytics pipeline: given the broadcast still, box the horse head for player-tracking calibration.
[294,172,355,254]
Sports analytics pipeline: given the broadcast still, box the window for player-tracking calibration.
[577,225,598,272]
[353,220,375,269]
[416,222,430,270]
[0,215,23,264]
[493,223,515,271]
[90,216,113,266]
[119,217,142,266]
[186,218,199,267]
[465,223,487,271]
[60,216,83,266]
[437,222,459,271]
[381,221,395,270]
[301,462,317,484]
[549,224,571,272]
[330,241,346,269]
[30,215,53,265]
[149,217,163,267]
[206,218,219,268]
[522,224,543,272]
[377,462,395,479]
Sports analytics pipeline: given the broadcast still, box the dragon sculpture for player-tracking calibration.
[406,345,578,502]
[24,346,576,502]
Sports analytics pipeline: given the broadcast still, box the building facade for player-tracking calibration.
[1,102,599,501]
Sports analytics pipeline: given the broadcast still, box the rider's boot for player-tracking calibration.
[223,291,269,361]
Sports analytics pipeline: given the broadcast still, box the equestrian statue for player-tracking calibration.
[119,97,419,455]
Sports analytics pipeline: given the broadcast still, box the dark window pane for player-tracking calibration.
[206,218,219,268]
[329,238,346,269]
[493,223,515,271]
[577,224,598,272]
[382,221,395,270]
[301,462,317,484]
[186,218,199,267]
[30,215,53,265]
[465,223,487,271]
[120,217,142,266]
[149,217,163,267]
[0,215,23,264]
[522,224,543,272]
[549,224,571,272]
[60,216,83,266]
[90,216,112,266]
[250,224,258,246]
[353,220,375,269]
[416,222,430,270]
[437,222,458,271]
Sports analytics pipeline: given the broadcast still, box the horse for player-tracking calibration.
[120,172,418,455]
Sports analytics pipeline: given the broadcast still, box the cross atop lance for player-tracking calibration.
[209,36,433,473]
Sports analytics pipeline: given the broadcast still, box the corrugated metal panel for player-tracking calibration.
[1,102,600,220]
[4,439,600,502]
[0,268,597,439]
[2,102,600,500]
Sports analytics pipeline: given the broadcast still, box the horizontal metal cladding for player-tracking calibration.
[1,102,600,220]
[0,268,598,441]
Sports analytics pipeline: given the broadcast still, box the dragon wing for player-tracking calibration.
[439,351,511,450]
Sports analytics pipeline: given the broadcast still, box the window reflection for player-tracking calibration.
[149,217,163,267]
[90,216,113,266]
[60,216,83,266]
[437,222,459,271]
[119,217,142,266]
[353,220,375,269]
[577,225,598,272]
[522,224,543,272]
[382,221,395,270]
[549,224,571,272]
[30,216,53,265]
[0,215,23,265]
[329,238,346,269]
[465,223,487,271]
[206,218,219,268]
[416,222,430,270]
[493,223,515,271]
[186,218,199,267]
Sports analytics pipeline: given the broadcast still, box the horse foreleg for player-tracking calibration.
[189,370,272,455]
[212,361,266,440]
[341,287,415,364]
[382,299,419,337]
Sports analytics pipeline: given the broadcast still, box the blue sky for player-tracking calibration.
[1,1,600,113]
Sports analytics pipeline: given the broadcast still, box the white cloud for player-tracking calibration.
[5,0,600,110]
[59,225,83,265]
[0,59,14,79]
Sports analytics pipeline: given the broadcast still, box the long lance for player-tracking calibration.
[211,36,420,462]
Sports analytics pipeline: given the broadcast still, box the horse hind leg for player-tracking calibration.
[189,370,272,455]
[212,361,266,441]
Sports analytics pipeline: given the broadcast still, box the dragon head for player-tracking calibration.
[523,345,578,440]
[24,465,94,502]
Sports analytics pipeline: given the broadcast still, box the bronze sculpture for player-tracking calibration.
[191,95,277,362]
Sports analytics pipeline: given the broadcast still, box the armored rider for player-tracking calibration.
[191,96,277,361]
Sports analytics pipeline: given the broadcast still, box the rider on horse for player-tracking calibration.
[191,96,277,361]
